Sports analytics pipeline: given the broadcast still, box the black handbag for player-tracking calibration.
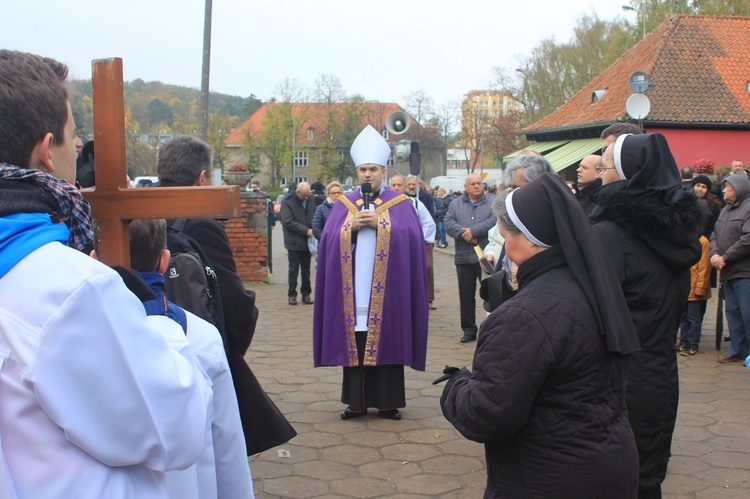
[480,268,517,313]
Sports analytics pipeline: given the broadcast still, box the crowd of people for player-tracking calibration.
[3,47,749,498]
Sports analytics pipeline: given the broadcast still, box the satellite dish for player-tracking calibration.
[629,71,650,93]
[626,93,651,120]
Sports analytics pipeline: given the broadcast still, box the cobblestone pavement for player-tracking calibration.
[242,225,750,498]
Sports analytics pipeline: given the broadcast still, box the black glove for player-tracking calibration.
[432,366,465,385]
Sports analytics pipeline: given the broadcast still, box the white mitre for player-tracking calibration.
[350,125,391,167]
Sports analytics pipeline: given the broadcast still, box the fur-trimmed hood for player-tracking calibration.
[590,188,705,272]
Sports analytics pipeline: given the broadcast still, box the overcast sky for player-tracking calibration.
[6,0,633,107]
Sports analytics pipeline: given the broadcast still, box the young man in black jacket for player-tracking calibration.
[157,135,295,456]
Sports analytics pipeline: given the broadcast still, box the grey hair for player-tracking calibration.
[491,192,521,236]
[504,155,553,185]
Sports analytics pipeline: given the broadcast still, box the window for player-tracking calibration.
[294,150,308,167]
[387,155,395,167]
[307,129,314,140]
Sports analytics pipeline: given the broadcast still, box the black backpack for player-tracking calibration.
[164,219,226,334]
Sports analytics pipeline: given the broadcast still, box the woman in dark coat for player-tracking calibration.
[591,133,704,498]
[440,173,640,498]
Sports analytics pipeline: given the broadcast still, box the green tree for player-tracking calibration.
[207,111,239,170]
[148,99,174,128]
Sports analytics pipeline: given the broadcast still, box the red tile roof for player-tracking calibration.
[225,101,420,147]
[523,15,750,136]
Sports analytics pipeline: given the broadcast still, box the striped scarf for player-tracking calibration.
[0,163,93,251]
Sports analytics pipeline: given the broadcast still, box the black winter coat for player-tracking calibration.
[590,190,703,494]
[441,250,638,498]
[178,218,296,456]
[281,193,316,251]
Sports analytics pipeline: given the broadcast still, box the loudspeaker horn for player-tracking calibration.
[385,111,411,135]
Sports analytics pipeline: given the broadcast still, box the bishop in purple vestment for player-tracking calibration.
[312,125,429,420]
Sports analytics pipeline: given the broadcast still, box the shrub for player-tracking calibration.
[693,158,715,175]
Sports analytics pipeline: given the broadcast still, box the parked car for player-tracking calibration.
[273,195,284,220]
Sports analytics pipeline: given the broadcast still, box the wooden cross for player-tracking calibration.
[82,58,240,267]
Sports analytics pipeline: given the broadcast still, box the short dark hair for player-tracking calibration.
[0,50,69,168]
[157,136,213,187]
[91,219,166,272]
[680,166,694,179]
[129,219,167,272]
[600,122,642,139]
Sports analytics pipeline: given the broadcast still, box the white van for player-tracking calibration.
[429,176,464,195]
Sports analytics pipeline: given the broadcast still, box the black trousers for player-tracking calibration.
[456,262,483,334]
[287,249,311,298]
[342,331,405,411]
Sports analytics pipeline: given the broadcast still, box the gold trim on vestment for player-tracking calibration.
[337,192,409,367]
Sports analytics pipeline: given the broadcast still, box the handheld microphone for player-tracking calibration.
[361,182,372,210]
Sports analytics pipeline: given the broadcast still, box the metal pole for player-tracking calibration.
[199,0,212,142]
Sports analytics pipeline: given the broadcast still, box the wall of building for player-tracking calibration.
[650,128,750,167]
[222,192,269,281]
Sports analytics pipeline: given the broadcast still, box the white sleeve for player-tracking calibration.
[483,225,505,261]
[187,316,254,499]
[29,273,206,472]
[416,199,436,244]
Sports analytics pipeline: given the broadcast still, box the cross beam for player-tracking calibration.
[82,58,240,267]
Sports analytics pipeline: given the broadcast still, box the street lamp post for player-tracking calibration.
[515,68,532,123]
[622,3,645,40]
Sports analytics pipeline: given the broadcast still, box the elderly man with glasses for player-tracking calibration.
[445,173,497,343]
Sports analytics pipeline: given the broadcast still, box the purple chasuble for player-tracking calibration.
[313,188,429,370]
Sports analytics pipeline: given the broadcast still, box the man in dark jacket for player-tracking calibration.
[281,181,316,305]
[574,154,602,217]
[444,173,496,343]
[710,174,750,363]
[158,135,296,456]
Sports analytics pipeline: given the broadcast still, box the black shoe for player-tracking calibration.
[340,408,365,420]
[460,332,477,343]
[378,409,401,420]
[302,295,314,305]
[288,296,297,305]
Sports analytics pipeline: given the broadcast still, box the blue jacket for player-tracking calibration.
[312,200,333,241]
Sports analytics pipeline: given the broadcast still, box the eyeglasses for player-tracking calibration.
[329,191,343,196]
[596,166,616,175]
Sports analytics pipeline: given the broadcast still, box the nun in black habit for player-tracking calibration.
[440,173,640,498]
[591,132,705,498]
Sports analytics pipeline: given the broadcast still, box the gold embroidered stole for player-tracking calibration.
[338,193,409,366]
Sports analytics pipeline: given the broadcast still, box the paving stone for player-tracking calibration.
[261,475,330,498]
[288,429,344,449]
[438,437,484,457]
[359,459,422,480]
[292,460,357,480]
[706,409,750,424]
[419,455,485,475]
[702,451,750,470]
[699,466,750,488]
[320,444,382,466]
[328,477,397,498]
[342,430,400,447]
[666,454,711,475]
[250,459,294,479]
[707,422,750,439]
[381,443,440,462]
[394,473,464,495]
